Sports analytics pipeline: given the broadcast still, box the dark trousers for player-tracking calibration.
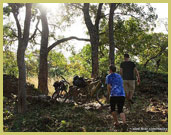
[110,96,125,114]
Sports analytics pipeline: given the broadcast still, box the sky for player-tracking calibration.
[150,3,168,33]
[3,3,168,58]
[150,3,168,18]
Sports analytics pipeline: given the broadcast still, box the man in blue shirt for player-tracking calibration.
[106,65,127,128]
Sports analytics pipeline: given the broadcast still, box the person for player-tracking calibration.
[106,65,127,129]
[120,54,140,104]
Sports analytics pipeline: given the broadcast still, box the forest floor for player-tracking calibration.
[3,71,168,132]
[3,89,168,132]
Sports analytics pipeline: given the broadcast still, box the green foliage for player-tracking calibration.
[48,51,68,78]
[117,3,158,26]
[25,50,39,77]
[3,5,12,16]
[3,51,18,77]
[3,23,17,51]
[99,18,168,74]
[68,44,92,78]
[138,33,168,73]
[3,102,111,132]
[137,70,168,95]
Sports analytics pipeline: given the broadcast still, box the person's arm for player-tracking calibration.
[134,67,140,85]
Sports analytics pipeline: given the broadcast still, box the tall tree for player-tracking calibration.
[38,5,90,95]
[38,6,49,95]
[82,3,103,78]
[9,3,32,113]
[108,3,117,65]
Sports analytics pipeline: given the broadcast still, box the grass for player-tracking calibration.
[26,76,74,96]
[27,77,56,96]
[4,101,112,132]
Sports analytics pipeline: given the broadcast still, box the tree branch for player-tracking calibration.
[144,47,167,67]
[70,3,83,10]
[99,31,107,35]
[4,26,18,38]
[95,3,103,30]
[114,12,138,19]
[23,3,32,42]
[70,3,98,14]
[9,3,22,39]
[29,17,40,40]
[103,10,138,19]
[48,36,90,53]
[83,3,101,40]
[115,3,121,10]
[99,3,120,18]
[83,3,95,31]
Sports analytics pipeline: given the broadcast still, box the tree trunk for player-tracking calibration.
[17,40,27,113]
[38,7,49,95]
[109,3,116,65]
[83,3,103,78]
[38,53,48,95]
[90,31,99,78]
[10,3,32,113]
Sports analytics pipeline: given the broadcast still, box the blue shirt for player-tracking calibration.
[106,73,125,97]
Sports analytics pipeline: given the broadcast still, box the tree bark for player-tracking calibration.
[38,7,49,95]
[83,3,103,78]
[48,36,90,53]
[10,3,32,113]
[109,3,116,65]
[17,40,27,113]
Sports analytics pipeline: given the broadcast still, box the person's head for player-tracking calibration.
[109,65,116,73]
[124,53,130,61]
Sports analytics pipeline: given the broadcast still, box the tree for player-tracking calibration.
[109,3,157,65]
[82,3,103,78]
[108,3,118,65]
[65,3,157,76]
[38,5,90,95]
[38,6,49,95]
[9,3,32,113]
